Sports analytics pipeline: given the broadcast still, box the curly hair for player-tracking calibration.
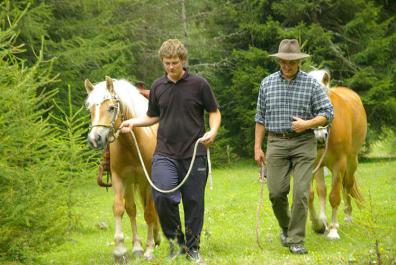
[158,39,187,61]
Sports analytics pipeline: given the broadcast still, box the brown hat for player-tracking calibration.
[269,39,310,60]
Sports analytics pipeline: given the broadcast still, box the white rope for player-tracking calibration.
[207,148,213,190]
[256,166,266,249]
[256,178,265,249]
[129,130,213,193]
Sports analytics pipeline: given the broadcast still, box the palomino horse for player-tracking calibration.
[85,76,160,261]
[308,70,367,240]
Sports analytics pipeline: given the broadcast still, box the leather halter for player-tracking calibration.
[89,95,123,143]
[90,93,123,189]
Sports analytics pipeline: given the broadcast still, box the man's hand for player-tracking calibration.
[119,119,135,133]
[254,147,266,167]
[292,116,309,133]
[200,130,217,147]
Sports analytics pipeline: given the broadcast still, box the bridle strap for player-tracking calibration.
[89,98,122,143]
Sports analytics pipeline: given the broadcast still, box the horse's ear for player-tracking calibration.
[322,71,331,88]
[85,79,95,94]
[105,76,115,94]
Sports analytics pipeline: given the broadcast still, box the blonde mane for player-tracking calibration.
[86,79,148,118]
[308,69,331,93]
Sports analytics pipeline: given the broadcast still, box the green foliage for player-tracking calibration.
[49,85,98,230]
[203,0,396,156]
[0,24,94,264]
[208,126,238,167]
[1,0,395,159]
[0,29,69,262]
[221,47,271,156]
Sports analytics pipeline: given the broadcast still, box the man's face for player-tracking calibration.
[162,56,185,81]
[278,59,300,80]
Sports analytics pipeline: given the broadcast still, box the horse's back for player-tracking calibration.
[327,87,367,156]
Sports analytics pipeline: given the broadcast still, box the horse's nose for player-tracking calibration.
[88,133,105,149]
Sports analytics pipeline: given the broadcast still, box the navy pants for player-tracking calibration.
[151,154,208,250]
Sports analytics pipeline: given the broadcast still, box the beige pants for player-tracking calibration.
[266,133,317,244]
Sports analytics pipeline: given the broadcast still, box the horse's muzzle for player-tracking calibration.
[314,127,328,146]
[88,128,110,149]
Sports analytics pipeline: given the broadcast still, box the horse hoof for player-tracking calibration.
[344,216,352,223]
[113,248,128,264]
[314,224,326,234]
[144,251,154,260]
[327,229,340,240]
[132,249,144,257]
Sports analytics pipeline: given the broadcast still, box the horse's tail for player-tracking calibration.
[349,174,364,207]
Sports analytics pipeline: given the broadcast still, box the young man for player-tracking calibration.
[120,39,221,263]
[254,39,334,254]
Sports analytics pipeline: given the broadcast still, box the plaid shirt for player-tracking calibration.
[255,70,334,133]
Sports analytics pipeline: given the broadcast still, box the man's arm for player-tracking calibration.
[254,122,266,166]
[291,115,327,133]
[119,115,160,133]
[200,109,221,147]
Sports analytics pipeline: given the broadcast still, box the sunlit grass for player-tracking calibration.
[38,159,396,265]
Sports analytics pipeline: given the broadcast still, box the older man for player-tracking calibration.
[254,39,334,254]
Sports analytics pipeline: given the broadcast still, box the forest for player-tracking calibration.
[0,0,395,263]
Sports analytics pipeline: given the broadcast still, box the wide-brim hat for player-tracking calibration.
[269,39,310,60]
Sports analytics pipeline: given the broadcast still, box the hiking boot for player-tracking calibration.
[186,248,205,264]
[289,244,308,254]
[280,230,288,247]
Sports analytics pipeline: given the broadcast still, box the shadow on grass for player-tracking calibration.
[359,156,396,163]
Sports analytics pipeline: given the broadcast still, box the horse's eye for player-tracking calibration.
[107,105,116,112]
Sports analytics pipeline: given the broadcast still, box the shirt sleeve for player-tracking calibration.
[147,82,160,117]
[311,81,334,124]
[255,79,266,124]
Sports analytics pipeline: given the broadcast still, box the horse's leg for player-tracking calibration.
[112,175,128,263]
[124,185,144,257]
[309,168,327,234]
[316,167,328,232]
[138,184,158,260]
[327,160,345,240]
[343,156,358,223]
[153,211,161,247]
[342,189,352,223]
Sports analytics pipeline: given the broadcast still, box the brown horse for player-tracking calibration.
[85,76,160,261]
[308,70,367,240]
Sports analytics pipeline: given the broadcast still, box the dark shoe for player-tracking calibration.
[289,244,308,254]
[280,230,288,247]
[168,240,186,260]
[186,248,205,264]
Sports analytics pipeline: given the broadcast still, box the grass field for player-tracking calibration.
[37,159,396,265]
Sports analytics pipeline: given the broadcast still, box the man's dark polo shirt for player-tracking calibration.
[147,70,219,159]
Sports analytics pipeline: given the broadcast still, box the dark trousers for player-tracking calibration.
[266,133,317,244]
[151,154,208,250]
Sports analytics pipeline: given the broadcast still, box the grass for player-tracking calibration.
[36,159,396,265]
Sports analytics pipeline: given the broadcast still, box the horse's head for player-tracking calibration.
[308,69,331,93]
[85,76,122,149]
[85,77,148,149]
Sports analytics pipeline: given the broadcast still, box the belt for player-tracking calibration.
[268,130,312,139]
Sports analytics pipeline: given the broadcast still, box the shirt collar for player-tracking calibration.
[278,69,301,81]
[163,68,190,84]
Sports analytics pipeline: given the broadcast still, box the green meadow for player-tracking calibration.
[35,159,395,265]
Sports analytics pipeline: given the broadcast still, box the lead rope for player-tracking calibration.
[256,165,266,249]
[129,130,213,193]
